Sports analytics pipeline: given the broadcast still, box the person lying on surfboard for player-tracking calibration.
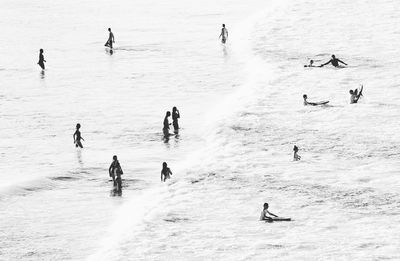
[349,85,363,104]
[304,60,317,67]
[260,203,278,221]
[303,94,329,106]
[320,54,347,67]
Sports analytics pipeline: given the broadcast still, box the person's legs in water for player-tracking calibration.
[76,140,83,148]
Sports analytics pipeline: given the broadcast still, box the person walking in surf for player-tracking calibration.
[161,162,172,182]
[37,49,46,70]
[293,145,301,161]
[163,111,172,138]
[219,24,228,44]
[73,123,85,148]
[172,106,180,133]
[105,28,115,48]
[109,155,123,191]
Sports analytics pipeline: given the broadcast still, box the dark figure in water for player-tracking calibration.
[293,145,301,161]
[172,107,180,133]
[73,123,85,148]
[104,28,115,48]
[320,54,347,67]
[161,162,172,182]
[350,85,363,104]
[37,49,46,70]
[304,60,316,67]
[219,24,228,44]
[109,155,123,191]
[163,111,172,137]
[260,203,278,221]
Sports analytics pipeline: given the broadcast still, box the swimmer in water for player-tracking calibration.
[161,162,172,182]
[104,28,115,48]
[73,123,85,148]
[304,59,316,67]
[293,145,301,161]
[219,24,228,44]
[163,111,172,137]
[109,155,123,190]
[172,107,180,133]
[349,85,363,104]
[320,54,347,67]
[260,203,278,221]
[37,49,46,70]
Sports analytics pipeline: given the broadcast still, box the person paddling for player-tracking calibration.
[320,54,347,67]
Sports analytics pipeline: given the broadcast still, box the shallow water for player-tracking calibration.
[1,0,400,260]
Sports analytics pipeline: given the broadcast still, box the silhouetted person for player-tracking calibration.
[350,85,363,104]
[73,123,85,148]
[37,49,46,70]
[109,155,123,191]
[304,60,316,67]
[320,54,347,67]
[303,94,328,106]
[161,162,172,182]
[219,24,228,44]
[293,145,301,161]
[163,111,171,137]
[172,107,180,133]
[260,203,278,221]
[105,28,115,48]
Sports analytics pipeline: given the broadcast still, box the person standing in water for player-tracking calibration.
[73,123,85,148]
[37,49,46,70]
[293,145,301,161]
[109,155,123,190]
[161,162,172,182]
[260,203,278,221]
[219,24,228,44]
[320,54,347,67]
[105,28,115,48]
[163,111,171,137]
[172,107,180,133]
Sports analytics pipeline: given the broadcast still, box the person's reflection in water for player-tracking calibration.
[76,149,83,166]
[40,70,45,79]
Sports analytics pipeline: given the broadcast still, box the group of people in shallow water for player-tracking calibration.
[163,107,181,138]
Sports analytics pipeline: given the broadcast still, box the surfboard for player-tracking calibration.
[316,101,329,105]
[271,217,291,221]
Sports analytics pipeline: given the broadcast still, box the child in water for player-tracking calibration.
[293,145,301,161]
[161,162,172,182]
[73,123,85,148]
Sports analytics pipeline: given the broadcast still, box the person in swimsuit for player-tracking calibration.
[37,49,46,70]
[320,54,347,67]
[219,24,228,44]
[105,28,115,48]
[293,145,301,161]
[161,162,172,182]
[73,123,85,148]
[303,94,327,106]
[349,85,363,104]
[172,107,180,133]
[109,155,123,190]
[163,111,171,137]
[260,203,278,221]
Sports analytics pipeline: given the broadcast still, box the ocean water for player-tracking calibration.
[1,0,400,260]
